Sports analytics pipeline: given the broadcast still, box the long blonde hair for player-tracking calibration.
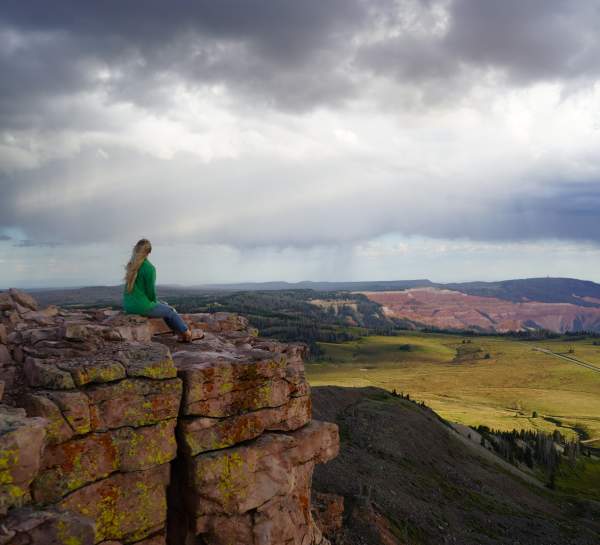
[125,239,152,293]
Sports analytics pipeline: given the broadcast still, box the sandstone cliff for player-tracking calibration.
[0,289,339,545]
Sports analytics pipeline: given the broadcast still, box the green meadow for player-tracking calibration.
[307,333,600,447]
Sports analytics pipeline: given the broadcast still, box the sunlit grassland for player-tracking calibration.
[307,333,600,447]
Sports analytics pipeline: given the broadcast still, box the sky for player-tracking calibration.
[2,0,600,288]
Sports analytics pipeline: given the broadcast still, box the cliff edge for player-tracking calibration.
[0,289,339,545]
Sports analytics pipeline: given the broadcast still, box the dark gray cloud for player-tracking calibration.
[2,0,600,130]
[1,0,600,253]
[0,0,381,127]
[447,0,600,82]
[358,0,600,92]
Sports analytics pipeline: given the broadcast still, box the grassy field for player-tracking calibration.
[307,333,600,447]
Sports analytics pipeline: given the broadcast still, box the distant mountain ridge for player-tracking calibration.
[20,277,600,308]
[444,277,600,307]
[11,277,600,334]
[187,277,600,307]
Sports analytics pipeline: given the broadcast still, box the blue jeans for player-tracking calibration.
[147,302,189,334]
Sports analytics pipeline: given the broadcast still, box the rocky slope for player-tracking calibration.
[0,289,339,545]
[312,387,600,545]
[365,288,600,333]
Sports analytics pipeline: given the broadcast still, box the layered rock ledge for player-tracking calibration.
[0,290,339,545]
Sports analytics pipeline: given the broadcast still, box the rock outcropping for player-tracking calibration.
[0,289,339,545]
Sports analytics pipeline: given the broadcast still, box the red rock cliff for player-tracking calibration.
[0,290,339,545]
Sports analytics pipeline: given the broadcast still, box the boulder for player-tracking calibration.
[23,358,76,390]
[86,378,182,431]
[311,492,345,540]
[59,463,170,544]
[86,378,181,431]
[184,421,338,544]
[148,319,172,336]
[179,396,311,456]
[110,418,177,471]
[0,345,11,365]
[0,406,47,515]
[0,292,13,311]
[100,314,152,343]
[32,419,177,504]
[187,421,339,518]
[0,367,18,405]
[183,312,249,334]
[44,390,92,435]
[33,432,119,504]
[22,394,74,445]
[56,356,126,387]
[118,343,177,380]
[8,289,38,311]
[0,506,95,545]
[174,349,289,417]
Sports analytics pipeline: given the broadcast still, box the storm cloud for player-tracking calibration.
[1,0,600,285]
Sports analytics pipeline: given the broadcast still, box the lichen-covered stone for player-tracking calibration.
[45,390,92,435]
[183,378,291,418]
[22,393,74,445]
[184,422,338,544]
[86,378,182,431]
[179,396,311,456]
[118,343,177,380]
[175,349,290,417]
[187,421,339,518]
[33,419,178,505]
[0,406,46,515]
[56,357,126,387]
[59,463,170,544]
[33,433,119,504]
[111,419,177,471]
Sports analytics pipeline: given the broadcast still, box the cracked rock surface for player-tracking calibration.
[0,290,339,545]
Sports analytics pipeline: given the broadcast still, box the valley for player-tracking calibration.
[307,333,600,449]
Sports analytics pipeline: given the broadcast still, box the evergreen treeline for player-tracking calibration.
[165,289,410,357]
[474,425,589,487]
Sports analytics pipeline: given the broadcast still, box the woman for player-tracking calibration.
[123,239,192,342]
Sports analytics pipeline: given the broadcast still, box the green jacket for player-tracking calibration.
[123,259,158,315]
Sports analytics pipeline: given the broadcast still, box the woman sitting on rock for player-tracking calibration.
[123,238,192,342]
